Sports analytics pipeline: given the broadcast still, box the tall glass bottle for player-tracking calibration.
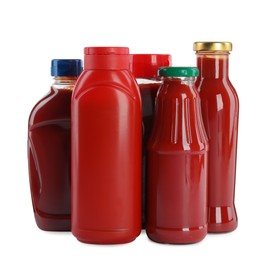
[147,67,208,244]
[194,42,239,233]
[28,59,82,231]
[71,47,142,244]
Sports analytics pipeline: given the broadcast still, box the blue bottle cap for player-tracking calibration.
[51,59,83,77]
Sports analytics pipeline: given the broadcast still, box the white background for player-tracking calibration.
[0,0,270,259]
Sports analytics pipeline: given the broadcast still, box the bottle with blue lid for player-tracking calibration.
[28,59,82,231]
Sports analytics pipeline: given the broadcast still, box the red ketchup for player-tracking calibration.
[28,59,82,231]
[194,42,239,233]
[130,54,171,228]
[147,67,209,244]
[71,47,142,244]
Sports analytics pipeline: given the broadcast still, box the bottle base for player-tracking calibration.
[72,228,140,244]
[208,206,238,233]
[35,212,71,231]
[146,225,207,244]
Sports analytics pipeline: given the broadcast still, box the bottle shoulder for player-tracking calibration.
[197,78,239,104]
[29,87,72,127]
[73,70,140,101]
[149,91,208,153]
[157,83,200,99]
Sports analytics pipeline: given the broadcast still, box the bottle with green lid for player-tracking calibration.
[147,67,209,244]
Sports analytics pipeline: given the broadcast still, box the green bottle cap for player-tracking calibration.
[158,67,199,77]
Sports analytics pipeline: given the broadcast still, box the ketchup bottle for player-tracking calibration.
[28,59,82,231]
[147,67,209,244]
[194,42,239,233]
[130,54,171,228]
[71,47,142,244]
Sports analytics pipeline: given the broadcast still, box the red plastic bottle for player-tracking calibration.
[28,59,82,231]
[71,47,142,244]
[194,42,239,232]
[130,54,171,228]
[147,67,209,244]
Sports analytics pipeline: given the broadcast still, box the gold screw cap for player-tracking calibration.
[193,42,232,51]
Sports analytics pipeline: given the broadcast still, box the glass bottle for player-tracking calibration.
[194,42,239,233]
[147,67,208,244]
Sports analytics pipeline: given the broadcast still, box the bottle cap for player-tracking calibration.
[158,67,199,77]
[51,59,83,77]
[193,42,232,51]
[130,54,172,78]
[84,47,130,70]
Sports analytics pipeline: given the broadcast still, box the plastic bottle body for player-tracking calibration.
[130,54,171,229]
[137,78,161,229]
[71,66,142,244]
[28,77,77,231]
[195,49,239,233]
[147,73,208,244]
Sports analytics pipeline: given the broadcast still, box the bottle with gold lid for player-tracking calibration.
[193,42,239,233]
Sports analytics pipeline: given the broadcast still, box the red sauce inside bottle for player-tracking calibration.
[196,53,239,232]
[147,75,208,244]
[28,86,73,231]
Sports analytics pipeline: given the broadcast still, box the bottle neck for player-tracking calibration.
[163,77,196,87]
[196,52,229,79]
[52,76,78,89]
[136,78,161,84]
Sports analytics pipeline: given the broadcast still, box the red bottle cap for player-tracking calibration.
[130,54,172,79]
[84,47,130,70]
